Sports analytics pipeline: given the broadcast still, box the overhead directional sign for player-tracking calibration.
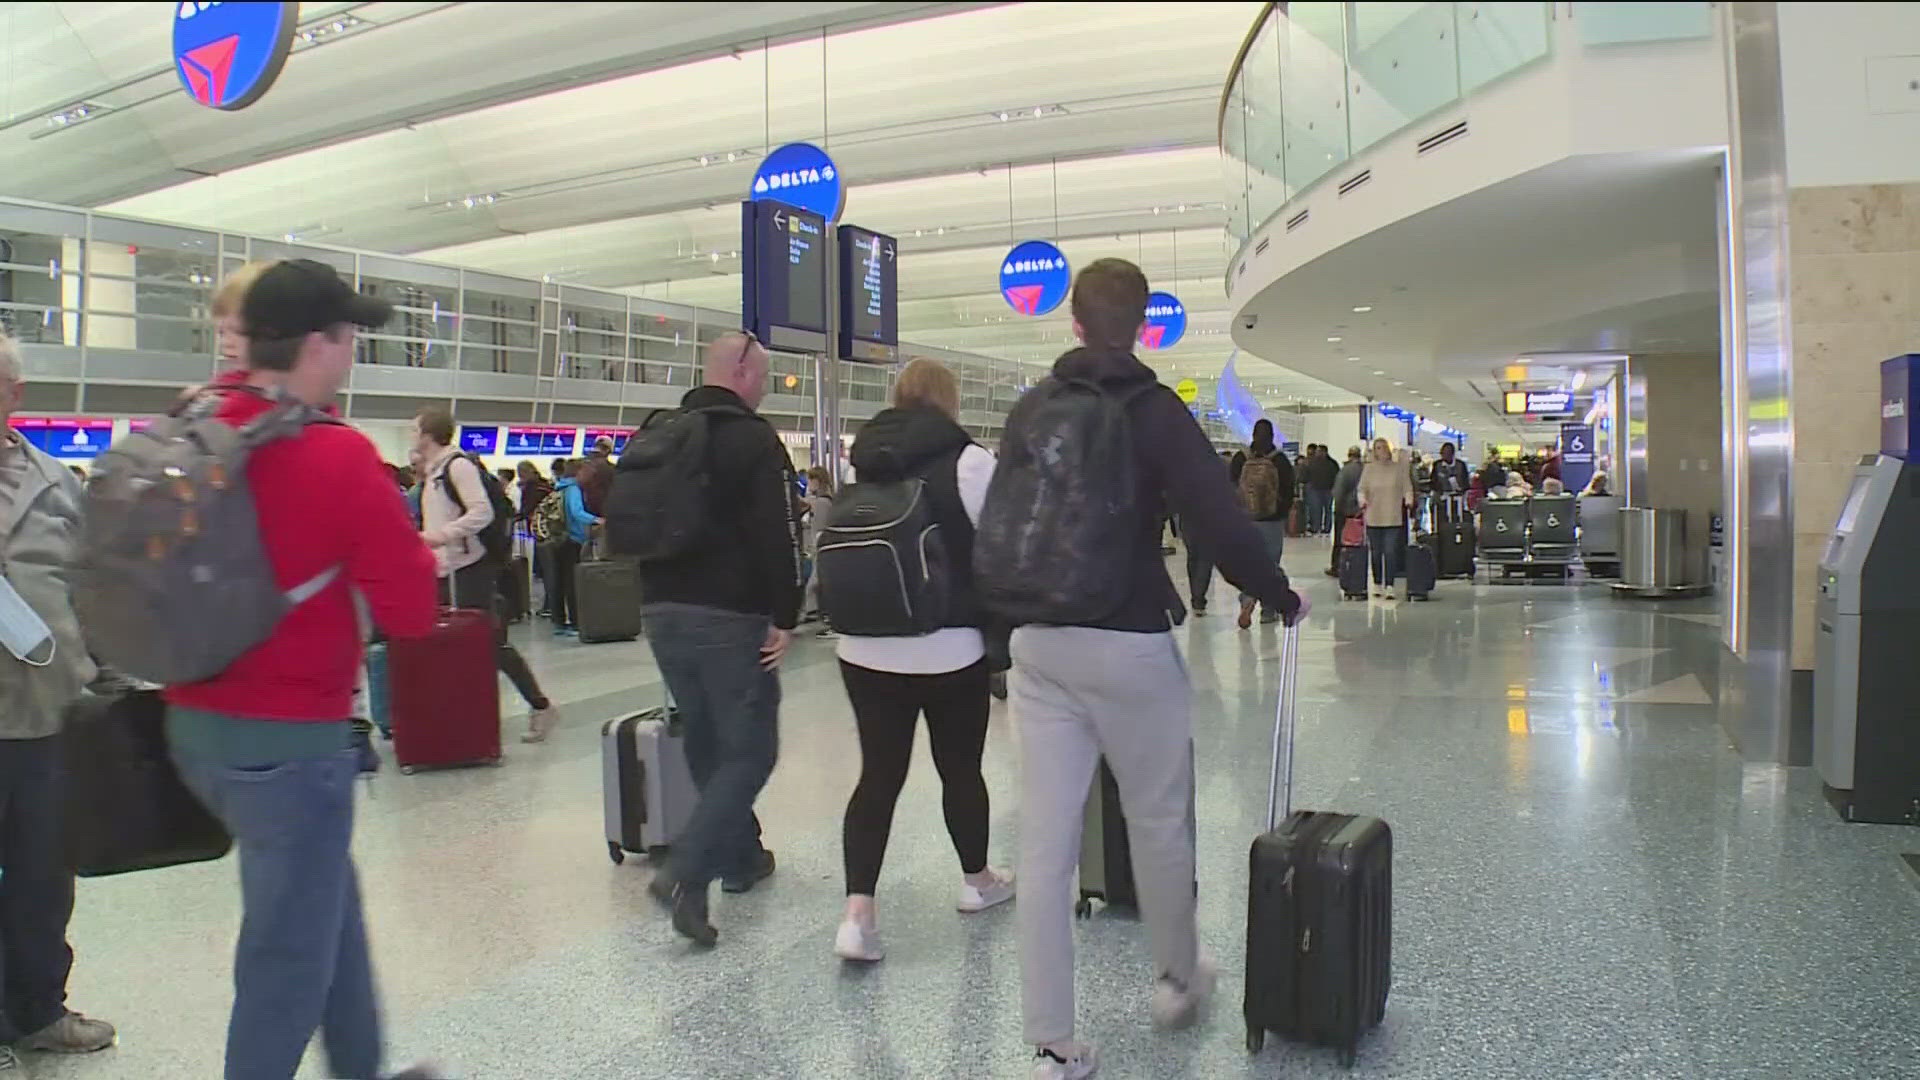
[503,426,577,456]
[838,224,898,363]
[14,416,111,459]
[1504,389,1574,414]
[1138,291,1186,350]
[173,1,299,110]
[742,200,828,352]
[999,240,1069,316]
[750,143,844,224]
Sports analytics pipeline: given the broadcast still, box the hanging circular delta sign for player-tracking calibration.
[173,1,299,111]
[999,240,1070,316]
[750,142,844,223]
[1138,291,1186,350]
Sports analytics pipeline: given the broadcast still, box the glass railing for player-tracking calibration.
[1221,2,1712,250]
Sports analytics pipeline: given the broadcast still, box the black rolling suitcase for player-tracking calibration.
[1434,495,1475,578]
[498,555,531,624]
[1076,752,1197,918]
[1404,540,1436,601]
[1245,624,1392,1067]
[1338,546,1368,600]
[574,557,644,643]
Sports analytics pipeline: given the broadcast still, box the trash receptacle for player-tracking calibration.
[1619,508,1687,590]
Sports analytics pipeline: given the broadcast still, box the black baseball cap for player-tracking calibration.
[242,259,393,340]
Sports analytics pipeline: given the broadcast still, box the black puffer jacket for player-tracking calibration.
[848,405,982,629]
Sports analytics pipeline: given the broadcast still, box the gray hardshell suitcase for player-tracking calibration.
[602,700,696,865]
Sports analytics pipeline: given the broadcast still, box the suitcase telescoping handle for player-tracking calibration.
[1265,621,1302,833]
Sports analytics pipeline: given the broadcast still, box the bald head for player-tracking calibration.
[703,331,770,409]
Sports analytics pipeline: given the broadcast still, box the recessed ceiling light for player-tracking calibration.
[1371,370,1385,376]
[1327,336,1342,343]
[1352,305,1373,313]
[1347,356,1360,362]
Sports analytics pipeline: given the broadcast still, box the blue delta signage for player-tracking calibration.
[1138,292,1186,350]
[173,2,299,111]
[750,143,844,224]
[999,241,1070,316]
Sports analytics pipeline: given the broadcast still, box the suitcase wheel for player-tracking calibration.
[400,765,416,775]
[607,841,625,866]
[1246,1026,1265,1054]
[1073,897,1093,919]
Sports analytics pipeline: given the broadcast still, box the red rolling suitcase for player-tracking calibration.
[1245,624,1392,1067]
[388,607,501,774]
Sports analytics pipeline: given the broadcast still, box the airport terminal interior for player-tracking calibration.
[2,1,1920,1077]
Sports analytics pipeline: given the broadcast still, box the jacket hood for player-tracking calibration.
[850,406,970,479]
[1050,346,1157,386]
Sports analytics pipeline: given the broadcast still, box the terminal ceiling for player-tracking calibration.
[0,1,1361,412]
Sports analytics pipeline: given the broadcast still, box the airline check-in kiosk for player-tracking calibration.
[1814,356,1920,824]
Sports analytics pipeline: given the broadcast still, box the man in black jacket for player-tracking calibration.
[641,330,801,948]
[1004,259,1306,1080]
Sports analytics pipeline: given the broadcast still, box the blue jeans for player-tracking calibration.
[1303,488,1332,534]
[643,603,781,890]
[1238,519,1288,616]
[1367,525,1406,588]
[168,718,381,1080]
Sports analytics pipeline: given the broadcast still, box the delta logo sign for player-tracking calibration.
[1137,291,1186,350]
[999,240,1070,316]
[173,2,299,111]
[750,143,844,223]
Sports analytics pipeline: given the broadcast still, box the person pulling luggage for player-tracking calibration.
[973,259,1309,1080]
[412,406,560,743]
[610,331,799,948]
[816,358,1014,964]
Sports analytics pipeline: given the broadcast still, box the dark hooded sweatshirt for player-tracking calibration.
[1043,347,1298,631]
[848,405,982,629]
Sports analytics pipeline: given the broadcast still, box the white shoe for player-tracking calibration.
[957,868,1016,913]
[1031,1042,1098,1080]
[1150,951,1218,1029]
[832,918,884,962]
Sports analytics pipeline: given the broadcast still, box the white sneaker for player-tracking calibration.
[1031,1042,1098,1080]
[1150,951,1218,1029]
[832,918,884,962]
[956,868,1016,913]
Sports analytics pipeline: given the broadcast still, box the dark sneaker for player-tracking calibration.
[18,1011,114,1053]
[647,874,718,948]
[721,849,777,894]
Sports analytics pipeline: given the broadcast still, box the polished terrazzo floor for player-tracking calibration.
[41,537,1920,1079]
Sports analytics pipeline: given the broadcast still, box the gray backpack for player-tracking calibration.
[74,391,343,685]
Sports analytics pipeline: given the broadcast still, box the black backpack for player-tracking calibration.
[816,477,949,637]
[974,377,1156,625]
[604,404,745,562]
[440,452,514,563]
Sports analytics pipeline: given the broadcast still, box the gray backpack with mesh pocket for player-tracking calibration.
[74,391,342,685]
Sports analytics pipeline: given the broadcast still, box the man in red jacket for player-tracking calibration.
[164,260,440,1080]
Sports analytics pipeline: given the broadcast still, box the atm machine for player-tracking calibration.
[1813,355,1920,824]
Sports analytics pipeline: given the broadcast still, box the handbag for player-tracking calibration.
[1340,516,1367,548]
[59,690,232,877]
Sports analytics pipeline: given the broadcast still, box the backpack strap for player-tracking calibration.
[285,565,341,606]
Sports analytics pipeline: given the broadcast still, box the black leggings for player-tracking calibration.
[444,560,551,712]
[839,659,991,896]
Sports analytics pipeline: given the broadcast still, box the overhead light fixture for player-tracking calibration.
[989,103,1067,123]
[1571,369,1588,391]
[442,192,507,210]
[293,12,367,50]
[1327,336,1342,343]
[1352,305,1373,313]
[34,100,111,136]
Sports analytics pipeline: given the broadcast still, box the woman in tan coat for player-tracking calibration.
[1357,437,1415,599]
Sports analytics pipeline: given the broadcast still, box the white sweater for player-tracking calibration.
[419,446,494,577]
[836,443,996,675]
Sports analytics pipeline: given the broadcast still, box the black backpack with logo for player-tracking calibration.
[604,405,746,562]
[816,476,950,637]
[974,376,1156,625]
[440,452,515,563]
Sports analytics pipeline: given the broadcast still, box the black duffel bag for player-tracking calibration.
[59,689,231,877]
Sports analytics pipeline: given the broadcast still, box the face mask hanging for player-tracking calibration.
[0,574,54,667]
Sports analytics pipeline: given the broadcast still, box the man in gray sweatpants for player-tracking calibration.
[994,259,1305,1080]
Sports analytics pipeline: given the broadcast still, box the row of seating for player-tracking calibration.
[1477,494,1620,577]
